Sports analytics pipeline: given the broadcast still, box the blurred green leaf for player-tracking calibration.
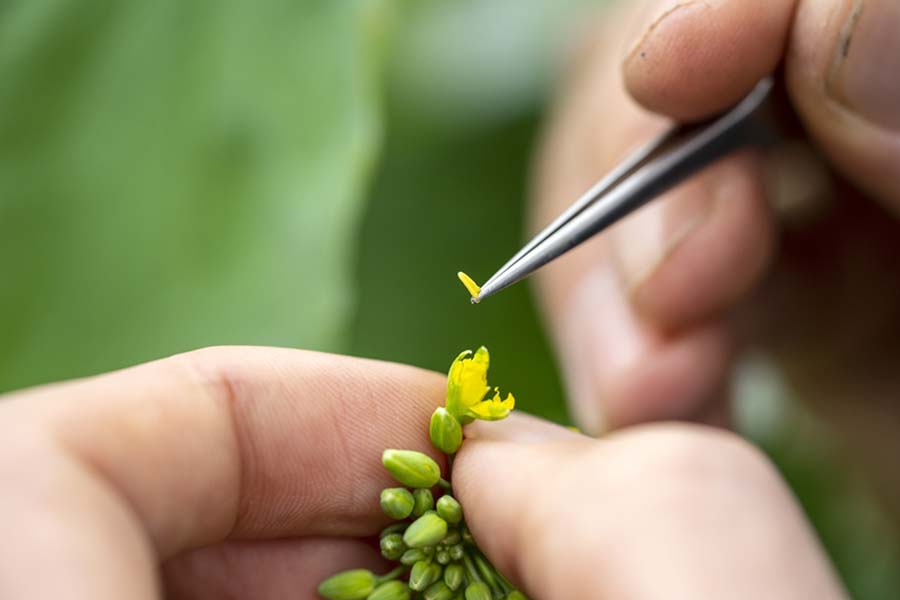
[0,0,388,391]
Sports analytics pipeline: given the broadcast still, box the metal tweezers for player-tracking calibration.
[473,76,779,303]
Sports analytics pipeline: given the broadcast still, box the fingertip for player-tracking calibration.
[623,0,795,121]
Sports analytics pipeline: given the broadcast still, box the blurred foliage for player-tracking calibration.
[0,0,387,391]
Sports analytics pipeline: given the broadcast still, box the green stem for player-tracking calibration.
[438,478,451,491]
[473,551,503,596]
[375,565,405,584]
[462,552,482,585]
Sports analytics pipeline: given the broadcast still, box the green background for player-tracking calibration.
[1,0,897,596]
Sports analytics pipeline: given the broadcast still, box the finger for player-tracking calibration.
[163,538,385,600]
[787,0,900,205]
[0,347,444,598]
[622,0,797,121]
[533,5,774,432]
[455,417,846,599]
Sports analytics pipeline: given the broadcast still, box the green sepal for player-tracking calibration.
[436,549,450,565]
[443,563,464,591]
[464,582,492,600]
[436,495,462,525]
[317,569,376,600]
[382,450,441,488]
[380,488,415,520]
[429,407,463,454]
[400,548,429,566]
[442,530,460,546]
[366,580,411,600]
[448,543,464,561]
[413,488,434,517]
[403,512,448,549]
[409,561,442,592]
[424,581,455,600]
[379,533,407,560]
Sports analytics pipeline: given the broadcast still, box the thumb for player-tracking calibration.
[788,0,900,203]
[453,415,845,599]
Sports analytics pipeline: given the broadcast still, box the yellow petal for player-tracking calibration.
[457,272,481,303]
[446,347,490,417]
[469,390,515,421]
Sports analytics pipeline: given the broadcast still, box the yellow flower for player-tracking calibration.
[469,388,515,421]
[445,347,490,418]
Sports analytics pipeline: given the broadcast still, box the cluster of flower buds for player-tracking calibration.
[318,348,527,600]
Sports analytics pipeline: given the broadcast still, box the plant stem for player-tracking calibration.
[462,552,482,584]
[375,565,405,584]
[438,478,451,491]
[473,551,503,596]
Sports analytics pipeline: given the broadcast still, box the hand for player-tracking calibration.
[532,0,900,512]
[0,346,844,598]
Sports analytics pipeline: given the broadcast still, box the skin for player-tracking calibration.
[0,348,843,599]
[2,0,897,597]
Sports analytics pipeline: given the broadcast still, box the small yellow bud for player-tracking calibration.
[316,569,375,600]
[436,495,462,525]
[430,407,463,454]
[382,450,441,489]
[403,512,448,549]
[380,487,415,520]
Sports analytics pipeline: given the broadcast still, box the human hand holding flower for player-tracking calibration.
[0,345,845,598]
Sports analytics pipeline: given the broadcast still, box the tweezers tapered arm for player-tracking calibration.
[475,77,778,302]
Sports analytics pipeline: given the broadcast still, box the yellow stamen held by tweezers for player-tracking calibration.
[457,271,481,303]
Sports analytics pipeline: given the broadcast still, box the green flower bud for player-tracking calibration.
[413,488,434,517]
[436,495,463,525]
[380,523,407,538]
[442,529,460,545]
[317,569,375,600]
[403,512,448,549]
[409,561,442,592]
[400,548,429,566]
[424,581,456,600]
[443,563,464,591]
[429,407,463,454]
[380,488,415,520]
[380,533,407,560]
[367,580,412,600]
[464,582,492,600]
[461,526,474,544]
[505,592,528,600]
[448,543,464,561]
[436,549,450,565]
[382,450,442,488]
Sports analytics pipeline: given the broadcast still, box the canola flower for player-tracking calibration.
[318,347,528,600]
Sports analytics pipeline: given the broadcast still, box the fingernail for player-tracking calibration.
[556,263,649,434]
[610,178,714,296]
[464,412,580,443]
[831,0,900,130]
